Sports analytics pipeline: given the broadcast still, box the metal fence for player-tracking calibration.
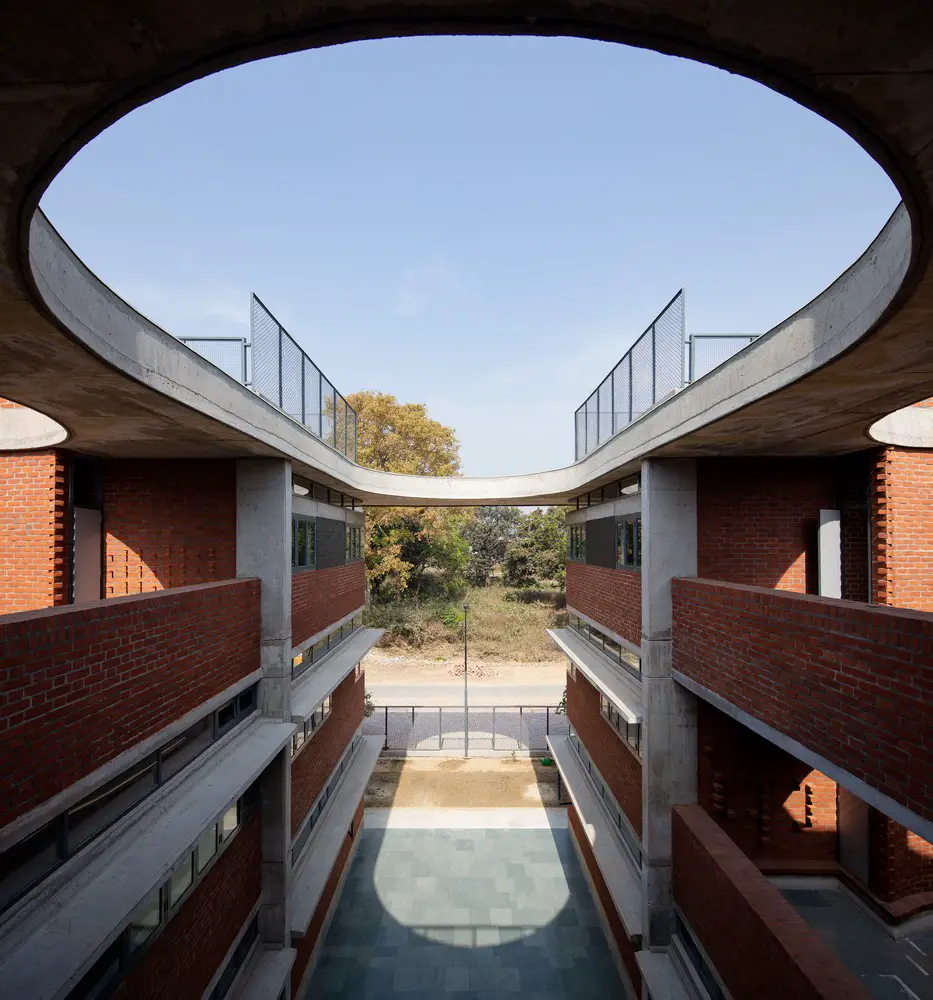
[363,705,569,756]
[177,337,248,384]
[250,295,357,461]
[573,291,761,461]
[686,334,758,382]
[574,290,686,460]
[174,297,357,461]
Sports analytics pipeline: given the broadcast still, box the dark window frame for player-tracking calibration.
[291,614,363,680]
[291,515,317,571]
[567,523,586,562]
[567,613,640,678]
[599,693,642,759]
[615,514,642,570]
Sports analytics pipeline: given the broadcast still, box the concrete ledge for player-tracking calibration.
[636,950,693,1000]
[291,629,383,722]
[547,735,642,940]
[290,736,382,937]
[547,629,642,723]
[232,945,295,1000]
[0,719,295,1000]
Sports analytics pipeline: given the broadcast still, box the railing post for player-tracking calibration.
[300,358,306,425]
[628,355,633,423]
[651,322,657,405]
[439,706,442,751]
[318,373,323,439]
[384,706,388,751]
[492,707,496,751]
[277,324,284,408]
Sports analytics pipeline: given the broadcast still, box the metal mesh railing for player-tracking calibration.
[363,705,569,755]
[574,290,685,460]
[177,337,248,384]
[687,335,758,382]
[573,291,761,460]
[249,294,357,461]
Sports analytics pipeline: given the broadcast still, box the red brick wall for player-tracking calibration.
[872,447,933,612]
[0,579,260,825]
[698,701,837,866]
[291,799,364,998]
[869,811,933,915]
[0,450,69,614]
[566,668,642,836]
[672,805,869,1000]
[292,562,366,649]
[672,578,933,832]
[568,804,642,995]
[114,809,261,1000]
[102,460,236,596]
[565,561,641,648]
[291,670,365,836]
[697,458,837,592]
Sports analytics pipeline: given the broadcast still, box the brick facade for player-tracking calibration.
[568,804,642,996]
[565,561,641,648]
[672,578,933,832]
[290,799,364,998]
[291,670,365,837]
[102,459,236,596]
[871,446,933,613]
[697,458,839,592]
[0,579,260,825]
[868,810,933,918]
[672,805,868,1000]
[0,449,69,614]
[697,701,837,867]
[566,668,642,837]
[292,562,366,649]
[113,809,261,1000]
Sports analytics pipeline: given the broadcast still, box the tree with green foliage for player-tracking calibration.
[503,506,568,587]
[346,390,469,599]
[463,506,522,586]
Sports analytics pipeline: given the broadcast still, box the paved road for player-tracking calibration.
[367,681,564,707]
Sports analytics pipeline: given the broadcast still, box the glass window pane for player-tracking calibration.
[67,756,157,852]
[296,520,307,567]
[237,686,256,718]
[312,638,328,661]
[216,699,236,735]
[291,520,297,568]
[197,824,218,873]
[0,821,60,910]
[307,521,315,567]
[128,886,161,951]
[160,718,212,781]
[168,853,194,907]
[219,803,239,843]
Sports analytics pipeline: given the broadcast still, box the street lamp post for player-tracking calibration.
[463,602,469,759]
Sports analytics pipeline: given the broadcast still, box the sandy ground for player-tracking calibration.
[364,757,560,809]
[364,648,566,685]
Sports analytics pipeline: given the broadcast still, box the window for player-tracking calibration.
[0,684,258,916]
[345,524,363,562]
[568,613,640,677]
[599,694,643,758]
[567,524,585,561]
[292,734,361,865]
[292,616,364,679]
[219,803,239,843]
[195,825,218,874]
[292,516,316,570]
[208,917,258,1000]
[290,695,333,757]
[168,853,194,907]
[128,886,162,952]
[616,514,641,569]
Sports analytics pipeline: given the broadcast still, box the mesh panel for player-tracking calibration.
[334,396,347,456]
[321,379,336,446]
[629,331,653,419]
[177,339,245,383]
[347,410,357,461]
[585,392,598,454]
[597,375,613,446]
[653,291,685,401]
[303,357,322,437]
[281,332,303,423]
[689,335,758,381]
[250,296,280,405]
[575,407,586,461]
[612,354,631,429]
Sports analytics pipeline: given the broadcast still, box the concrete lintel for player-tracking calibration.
[291,629,383,722]
[290,736,382,937]
[673,670,933,846]
[547,736,643,940]
[566,493,641,525]
[292,493,365,525]
[546,628,642,723]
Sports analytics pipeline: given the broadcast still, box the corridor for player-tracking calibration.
[302,810,625,999]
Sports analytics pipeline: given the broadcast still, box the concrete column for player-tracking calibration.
[236,458,292,946]
[640,458,699,947]
[236,458,292,722]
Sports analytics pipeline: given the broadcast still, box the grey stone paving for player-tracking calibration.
[303,827,622,1000]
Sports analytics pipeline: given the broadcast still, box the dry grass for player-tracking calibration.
[365,584,566,661]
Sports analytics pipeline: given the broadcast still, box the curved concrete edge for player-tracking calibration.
[28,200,910,505]
[869,403,933,447]
[0,403,68,451]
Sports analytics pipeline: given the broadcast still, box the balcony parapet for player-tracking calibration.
[672,578,933,841]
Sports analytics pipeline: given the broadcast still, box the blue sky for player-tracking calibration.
[41,36,899,477]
